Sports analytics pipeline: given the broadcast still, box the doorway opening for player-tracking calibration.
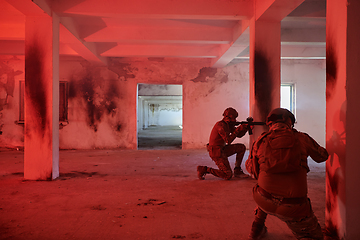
[137,84,182,149]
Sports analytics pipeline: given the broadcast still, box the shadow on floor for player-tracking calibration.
[138,125,182,150]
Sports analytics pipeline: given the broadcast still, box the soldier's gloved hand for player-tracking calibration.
[234,124,247,136]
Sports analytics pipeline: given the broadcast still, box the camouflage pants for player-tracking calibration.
[252,185,324,240]
[207,143,246,180]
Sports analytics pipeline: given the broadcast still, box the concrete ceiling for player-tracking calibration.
[1,0,325,68]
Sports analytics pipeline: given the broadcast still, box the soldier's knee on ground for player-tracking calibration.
[285,214,324,240]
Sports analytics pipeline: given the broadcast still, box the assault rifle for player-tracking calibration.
[234,117,266,135]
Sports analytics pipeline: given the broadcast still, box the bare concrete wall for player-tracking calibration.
[183,62,251,149]
[56,58,144,149]
[0,55,24,148]
[281,59,326,146]
[0,56,326,150]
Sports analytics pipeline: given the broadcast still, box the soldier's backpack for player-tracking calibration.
[259,128,302,173]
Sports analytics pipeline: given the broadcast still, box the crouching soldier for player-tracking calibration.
[197,107,251,180]
[246,108,329,240]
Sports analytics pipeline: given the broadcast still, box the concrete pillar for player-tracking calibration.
[24,14,60,180]
[326,0,360,238]
[249,19,281,140]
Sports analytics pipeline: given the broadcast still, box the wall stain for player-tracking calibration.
[219,75,229,83]
[0,60,23,134]
[107,59,137,80]
[115,122,122,132]
[25,40,48,137]
[326,40,337,100]
[254,50,272,120]
[68,77,78,99]
[81,73,101,132]
[0,61,22,101]
[105,80,119,116]
[191,67,217,82]
[324,220,340,239]
[68,69,121,132]
[325,102,346,240]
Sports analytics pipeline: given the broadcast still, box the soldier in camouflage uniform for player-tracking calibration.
[197,107,251,180]
[246,108,329,240]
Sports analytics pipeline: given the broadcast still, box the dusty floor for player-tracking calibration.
[0,127,328,240]
[138,126,182,150]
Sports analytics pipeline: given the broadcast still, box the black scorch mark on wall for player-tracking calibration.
[326,41,337,100]
[254,51,272,120]
[25,41,48,136]
[191,67,217,82]
[115,122,122,132]
[324,220,339,239]
[105,80,119,116]
[69,75,120,132]
[82,74,101,132]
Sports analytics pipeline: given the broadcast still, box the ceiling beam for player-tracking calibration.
[59,23,107,65]
[256,0,305,21]
[84,25,233,44]
[101,44,221,58]
[53,0,253,20]
[211,21,249,68]
[4,0,48,16]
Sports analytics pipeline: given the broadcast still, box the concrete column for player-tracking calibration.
[24,14,60,180]
[326,0,360,239]
[249,19,281,140]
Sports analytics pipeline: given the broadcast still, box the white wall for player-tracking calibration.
[0,56,326,150]
[281,59,326,146]
[183,62,251,149]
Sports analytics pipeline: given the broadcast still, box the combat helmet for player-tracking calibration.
[266,108,295,126]
[223,107,238,118]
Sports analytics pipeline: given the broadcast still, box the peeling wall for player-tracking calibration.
[0,56,24,148]
[183,63,251,148]
[59,59,131,149]
[0,56,326,151]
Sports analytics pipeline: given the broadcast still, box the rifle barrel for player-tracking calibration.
[235,121,266,125]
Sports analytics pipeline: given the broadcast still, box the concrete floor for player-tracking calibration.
[0,127,330,240]
[138,126,183,150]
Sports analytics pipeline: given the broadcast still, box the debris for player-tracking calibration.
[172,235,186,239]
[137,199,167,206]
[91,205,106,210]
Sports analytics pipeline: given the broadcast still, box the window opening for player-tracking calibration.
[19,81,68,122]
[281,83,295,114]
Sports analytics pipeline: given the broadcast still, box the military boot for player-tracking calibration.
[248,221,267,240]
[197,166,208,180]
[234,167,249,178]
